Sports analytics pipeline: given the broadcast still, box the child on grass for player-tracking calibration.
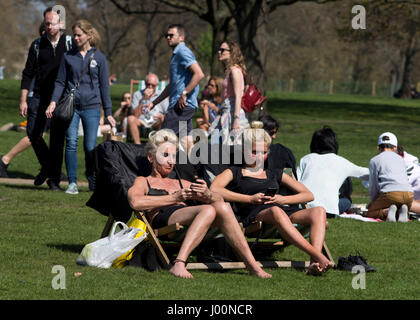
[366,132,413,222]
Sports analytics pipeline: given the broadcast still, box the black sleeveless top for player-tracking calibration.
[146,177,183,196]
[227,167,289,226]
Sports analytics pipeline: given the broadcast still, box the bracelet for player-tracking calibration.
[173,259,187,265]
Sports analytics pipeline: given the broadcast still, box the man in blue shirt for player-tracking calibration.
[149,24,204,152]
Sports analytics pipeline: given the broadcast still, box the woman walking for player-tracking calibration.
[46,20,115,194]
[209,41,249,144]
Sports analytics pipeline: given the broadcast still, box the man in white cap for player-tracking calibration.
[366,132,413,222]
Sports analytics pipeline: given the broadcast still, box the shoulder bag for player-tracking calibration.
[54,49,96,122]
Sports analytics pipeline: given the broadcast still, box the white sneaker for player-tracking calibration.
[386,204,397,222]
[398,204,408,223]
[65,182,79,195]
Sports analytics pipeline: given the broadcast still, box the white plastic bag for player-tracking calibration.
[76,221,148,268]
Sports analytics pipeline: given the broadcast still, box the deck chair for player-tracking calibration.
[95,141,335,271]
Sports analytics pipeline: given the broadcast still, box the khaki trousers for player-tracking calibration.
[367,191,414,220]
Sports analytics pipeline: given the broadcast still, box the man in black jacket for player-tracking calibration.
[19,7,74,190]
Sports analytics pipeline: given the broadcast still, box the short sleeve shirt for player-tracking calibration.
[169,42,199,110]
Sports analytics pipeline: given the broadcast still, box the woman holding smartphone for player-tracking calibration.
[210,122,334,275]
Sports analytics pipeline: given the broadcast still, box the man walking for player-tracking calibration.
[148,24,204,152]
[20,7,74,190]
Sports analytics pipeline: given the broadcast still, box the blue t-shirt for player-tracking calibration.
[169,42,199,110]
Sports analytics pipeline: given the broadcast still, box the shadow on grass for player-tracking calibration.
[5,171,35,179]
[267,98,420,124]
[47,243,84,254]
[1,184,46,191]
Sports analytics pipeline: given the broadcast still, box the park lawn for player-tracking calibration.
[1,80,420,300]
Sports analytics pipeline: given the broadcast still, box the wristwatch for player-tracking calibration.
[182,90,187,96]
[232,115,240,119]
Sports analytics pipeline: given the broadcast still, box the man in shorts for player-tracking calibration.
[148,24,204,153]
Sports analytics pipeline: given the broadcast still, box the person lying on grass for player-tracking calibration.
[127,129,271,279]
[210,122,334,275]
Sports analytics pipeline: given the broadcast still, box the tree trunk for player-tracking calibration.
[400,34,417,99]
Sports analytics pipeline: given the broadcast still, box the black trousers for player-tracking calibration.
[26,94,68,182]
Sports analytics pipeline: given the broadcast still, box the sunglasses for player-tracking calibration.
[166,33,175,38]
[218,48,230,54]
[146,82,157,87]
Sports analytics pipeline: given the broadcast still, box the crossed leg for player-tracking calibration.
[256,206,332,274]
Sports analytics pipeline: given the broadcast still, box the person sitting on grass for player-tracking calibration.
[297,126,369,218]
[127,129,272,279]
[210,122,334,275]
[366,132,413,222]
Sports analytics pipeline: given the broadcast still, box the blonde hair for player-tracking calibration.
[243,121,272,147]
[145,129,178,156]
[209,77,223,105]
[72,19,101,47]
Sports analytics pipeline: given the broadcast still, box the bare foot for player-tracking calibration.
[312,254,334,273]
[169,261,193,279]
[306,262,322,276]
[249,266,272,278]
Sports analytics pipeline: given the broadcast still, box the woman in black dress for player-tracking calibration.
[210,122,334,275]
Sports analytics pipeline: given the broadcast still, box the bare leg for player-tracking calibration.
[166,205,217,278]
[211,201,271,278]
[289,207,326,253]
[2,136,32,165]
[127,115,142,144]
[409,200,420,213]
[256,206,332,273]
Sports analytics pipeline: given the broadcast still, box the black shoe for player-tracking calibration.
[47,179,63,191]
[34,170,48,186]
[60,172,68,181]
[0,156,9,178]
[336,256,356,271]
[87,174,96,191]
[349,253,376,272]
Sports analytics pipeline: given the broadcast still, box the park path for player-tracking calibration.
[0,177,88,187]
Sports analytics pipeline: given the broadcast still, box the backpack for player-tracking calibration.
[33,34,73,59]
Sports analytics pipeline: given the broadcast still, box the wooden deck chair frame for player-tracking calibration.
[100,166,334,271]
[101,208,334,271]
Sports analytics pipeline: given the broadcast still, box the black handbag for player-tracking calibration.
[54,50,96,122]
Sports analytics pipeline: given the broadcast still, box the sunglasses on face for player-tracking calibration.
[146,82,157,87]
[218,48,230,54]
[166,33,175,38]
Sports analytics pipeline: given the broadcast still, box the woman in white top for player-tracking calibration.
[297,126,369,217]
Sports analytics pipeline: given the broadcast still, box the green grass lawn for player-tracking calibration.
[1,79,420,300]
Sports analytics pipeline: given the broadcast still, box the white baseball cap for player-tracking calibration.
[377,132,398,147]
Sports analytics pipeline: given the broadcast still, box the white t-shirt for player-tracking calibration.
[402,151,420,199]
[297,153,369,215]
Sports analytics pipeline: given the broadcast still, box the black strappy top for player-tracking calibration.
[145,177,183,196]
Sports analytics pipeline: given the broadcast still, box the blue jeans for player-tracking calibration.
[65,108,100,183]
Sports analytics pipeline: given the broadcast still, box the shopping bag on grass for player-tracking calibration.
[112,216,148,268]
[76,221,147,269]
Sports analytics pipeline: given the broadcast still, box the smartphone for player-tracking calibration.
[264,187,277,197]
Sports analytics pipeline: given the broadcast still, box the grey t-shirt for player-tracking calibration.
[369,151,413,201]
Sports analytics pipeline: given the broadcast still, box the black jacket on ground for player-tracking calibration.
[86,141,202,223]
